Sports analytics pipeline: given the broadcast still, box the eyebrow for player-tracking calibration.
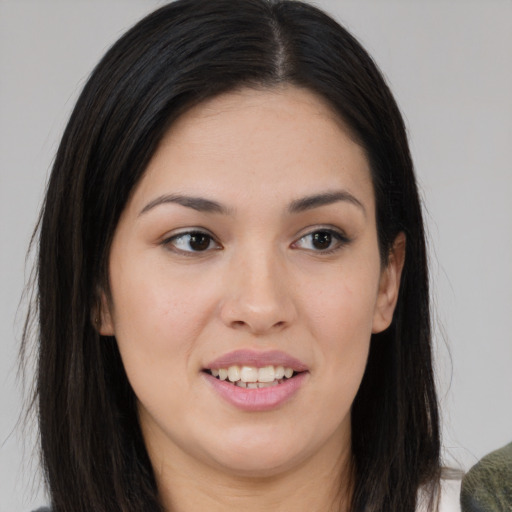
[139,194,231,216]
[288,190,366,216]
[139,189,365,217]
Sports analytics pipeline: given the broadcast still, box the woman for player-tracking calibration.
[24,0,461,510]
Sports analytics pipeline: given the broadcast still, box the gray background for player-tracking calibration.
[1,1,511,510]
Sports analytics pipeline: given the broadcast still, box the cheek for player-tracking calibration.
[298,256,380,408]
[306,283,374,387]
[301,261,380,350]
[108,258,216,382]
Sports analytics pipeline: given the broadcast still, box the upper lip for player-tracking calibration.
[205,349,309,372]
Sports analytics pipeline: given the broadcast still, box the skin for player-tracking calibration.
[99,86,405,512]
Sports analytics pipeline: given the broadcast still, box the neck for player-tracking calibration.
[149,434,353,512]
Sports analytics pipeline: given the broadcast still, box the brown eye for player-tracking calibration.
[293,228,349,253]
[165,231,220,253]
[311,231,332,250]
[188,233,211,251]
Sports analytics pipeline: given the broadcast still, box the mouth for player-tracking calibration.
[203,364,304,389]
[203,350,309,410]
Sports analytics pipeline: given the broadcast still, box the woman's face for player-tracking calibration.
[100,86,403,479]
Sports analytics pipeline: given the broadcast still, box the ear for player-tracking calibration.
[92,290,115,336]
[372,232,406,334]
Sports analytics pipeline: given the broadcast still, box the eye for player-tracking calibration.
[293,229,349,253]
[163,231,221,254]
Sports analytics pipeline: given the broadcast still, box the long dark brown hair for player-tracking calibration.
[22,1,441,510]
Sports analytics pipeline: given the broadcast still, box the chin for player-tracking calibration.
[212,450,302,479]
[203,427,312,477]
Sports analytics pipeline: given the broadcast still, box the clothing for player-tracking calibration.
[34,478,463,512]
[438,478,463,512]
[461,442,512,512]
[417,477,462,512]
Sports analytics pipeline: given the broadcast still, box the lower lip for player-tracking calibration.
[203,372,308,412]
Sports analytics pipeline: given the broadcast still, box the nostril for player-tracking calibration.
[230,319,287,331]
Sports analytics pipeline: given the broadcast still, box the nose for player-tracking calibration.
[219,248,297,335]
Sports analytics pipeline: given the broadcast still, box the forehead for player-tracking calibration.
[130,86,373,213]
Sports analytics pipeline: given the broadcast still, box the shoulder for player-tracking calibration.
[417,476,462,512]
[438,477,463,512]
[461,442,512,512]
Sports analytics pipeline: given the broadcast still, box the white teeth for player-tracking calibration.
[235,380,278,388]
[240,366,259,383]
[258,365,275,382]
[275,366,285,379]
[227,365,240,382]
[257,381,279,388]
[210,364,296,385]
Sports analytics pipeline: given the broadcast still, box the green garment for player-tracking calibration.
[461,442,512,512]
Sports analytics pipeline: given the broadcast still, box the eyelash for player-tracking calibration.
[292,227,350,255]
[161,227,350,255]
[162,230,221,255]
